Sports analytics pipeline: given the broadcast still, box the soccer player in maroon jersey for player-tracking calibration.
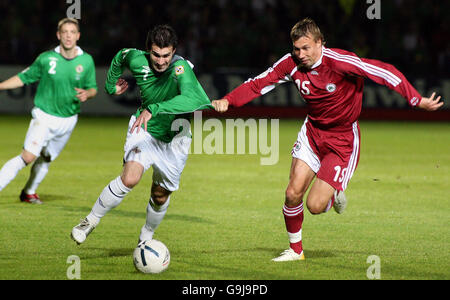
[212,18,443,262]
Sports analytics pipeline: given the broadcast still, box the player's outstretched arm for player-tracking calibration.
[418,92,443,111]
[0,75,24,91]
[212,99,229,113]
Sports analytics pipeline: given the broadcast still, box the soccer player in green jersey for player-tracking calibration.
[71,25,213,245]
[0,18,97,203]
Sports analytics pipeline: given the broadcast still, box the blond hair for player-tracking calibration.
[290,18,325,44]
[57,18,80,32]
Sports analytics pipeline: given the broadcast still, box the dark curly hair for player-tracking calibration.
[146,24,178,50]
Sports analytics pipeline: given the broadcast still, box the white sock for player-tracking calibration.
[87,176,131,225]
[324,198,333,213]
[23,156,50,194]
[139,196,170,241]
[324,192,336,213]
[0,155,27,191]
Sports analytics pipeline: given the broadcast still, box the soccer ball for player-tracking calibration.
[133,239,170,274]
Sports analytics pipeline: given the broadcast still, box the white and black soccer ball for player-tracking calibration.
[133,239,170,274]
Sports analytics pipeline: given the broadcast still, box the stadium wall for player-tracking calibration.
[0,66,448,121]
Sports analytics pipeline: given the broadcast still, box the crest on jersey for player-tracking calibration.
[175,65,185,76]
[326,83,336,93]
[76,65,84,73]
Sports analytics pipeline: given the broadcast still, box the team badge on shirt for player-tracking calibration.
[76,65,84,73]
[175,65,185,76]
[326,83,336,93]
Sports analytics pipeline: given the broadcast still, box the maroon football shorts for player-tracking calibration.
[291,117,361,191]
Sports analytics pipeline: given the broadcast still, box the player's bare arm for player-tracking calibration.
[418,92,443,111]
[75,88,97,102]
[0,75,24,91]
[115,78,129,95]
[130,109,152,134]
[211,98,229,112]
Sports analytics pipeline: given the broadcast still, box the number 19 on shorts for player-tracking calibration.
[333,166,347,183]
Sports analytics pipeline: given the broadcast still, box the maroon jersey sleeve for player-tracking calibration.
[323,48,422,107]
[224,54,296,107]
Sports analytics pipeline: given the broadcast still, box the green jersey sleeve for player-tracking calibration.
[17,54,43,85]
[146,60,213,117]
[105,48,132,95]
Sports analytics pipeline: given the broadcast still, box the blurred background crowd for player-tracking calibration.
[0,0,448,78]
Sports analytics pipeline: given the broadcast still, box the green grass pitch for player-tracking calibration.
[0,115,448,280]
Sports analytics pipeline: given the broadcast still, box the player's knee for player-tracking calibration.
[306,203,323,215]
[121,162,144,189]
[151,185,171,206]
[306,196,326,215]
[285,187,304,207]
[151,195,169,207]
[121,174,140,189]
[21,150,37,165]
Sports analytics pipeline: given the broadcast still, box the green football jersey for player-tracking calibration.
[18,46,97,117]
[105,48,213,143]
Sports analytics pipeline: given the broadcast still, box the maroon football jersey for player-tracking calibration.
[224,47,422,130]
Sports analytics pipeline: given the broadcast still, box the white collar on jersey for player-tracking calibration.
[54,46,84,56]
[310,46,325,69]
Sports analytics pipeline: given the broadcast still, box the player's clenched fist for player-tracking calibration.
[212,99,229,113]
[115,78,129,95]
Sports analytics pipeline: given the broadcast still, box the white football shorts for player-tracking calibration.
[24,107,78,161]
[291,118,321,173]
[123,115,191,192]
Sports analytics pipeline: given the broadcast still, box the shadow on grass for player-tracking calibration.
[51,202,213,224]
[0,193,77,205]
[184,247,338,259]
[2,192,213,225]
[87,247,132,258]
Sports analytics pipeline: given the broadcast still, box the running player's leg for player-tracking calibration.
[72,116,149,244]
[0,150,36,192]
[139,133,191,242]
[0,112,45,193]
[88,114,150,223]
[274,158,315,261]
[306,178,335,214]
[139,183,172,241]
[19,151,46,204]
[71,161,139,244]
[22,112,77,201]
[273,119,320,261]
[88,161,141,225]
[307,123,360,214]
[23,154,50,196]
[22,137,64,199]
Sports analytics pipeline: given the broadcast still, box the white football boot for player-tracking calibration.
[333,190,347,214]
[272,248,305,262]
[71,218,96,244]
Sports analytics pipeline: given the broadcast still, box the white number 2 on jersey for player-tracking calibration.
[295,79,311,95]
[48,61,57,75]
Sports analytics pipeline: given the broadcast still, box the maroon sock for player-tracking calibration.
[283,203,304,254]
